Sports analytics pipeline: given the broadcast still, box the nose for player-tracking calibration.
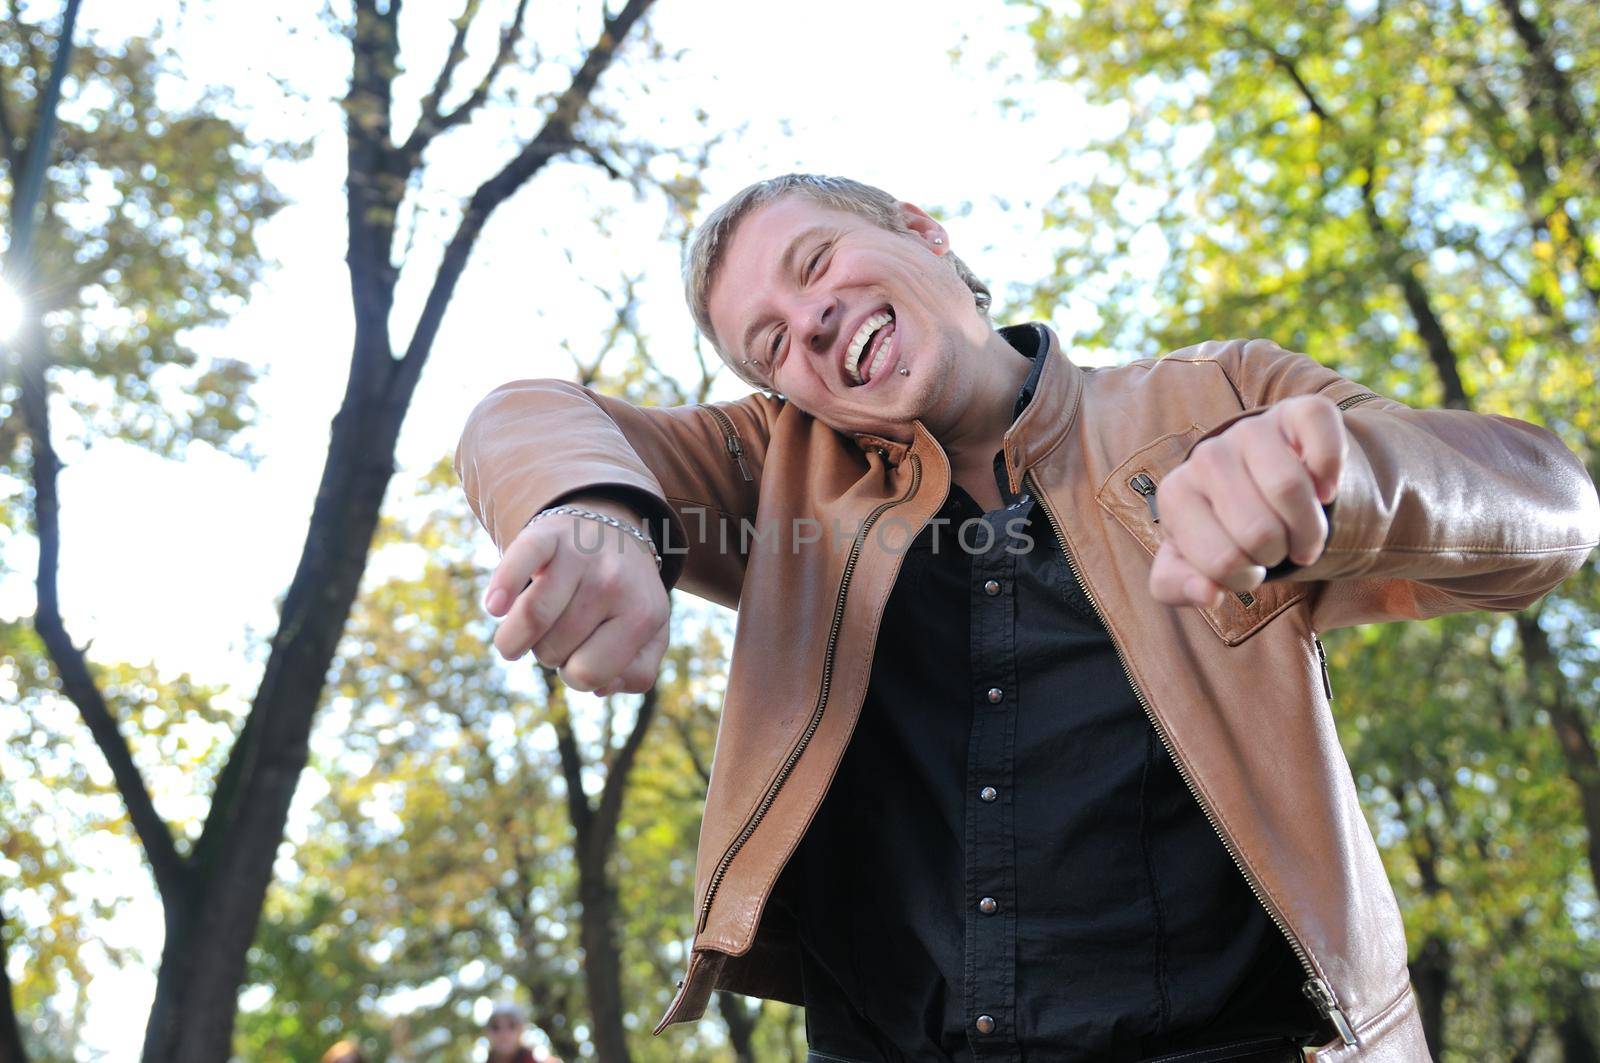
[801,294,840,358]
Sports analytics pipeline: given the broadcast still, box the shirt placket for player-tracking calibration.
[963,506,1024,1062]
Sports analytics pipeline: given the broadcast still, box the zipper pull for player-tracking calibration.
[1303,977,1357,1046]
[703,405,755,482]
[1129,473,1159,523]
[726,434,753,482]
[1313,634,1333,702]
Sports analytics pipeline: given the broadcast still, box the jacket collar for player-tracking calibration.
[998,323,1082,493]
[848,323,1083,482]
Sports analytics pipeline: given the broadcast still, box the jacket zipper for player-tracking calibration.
[1314,633,1333,702]
[1032,470,1357,1047]
[702,404,753,482]
[1336,391,1380,412]
[696,453,925,932]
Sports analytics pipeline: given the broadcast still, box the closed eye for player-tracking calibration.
[805,243,828,281]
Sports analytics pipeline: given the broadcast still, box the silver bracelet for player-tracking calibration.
[527,504,662,570]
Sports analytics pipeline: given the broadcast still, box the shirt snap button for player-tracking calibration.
[986,687,1004,704]
[983,579,1001,596]
[979,896,998,914]
[975,1015,996,1035]
[979,786,998,802]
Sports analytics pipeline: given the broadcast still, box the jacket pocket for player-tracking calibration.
[1096,425,1307,646]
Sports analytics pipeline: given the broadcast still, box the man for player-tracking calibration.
[455,174,1599,1062]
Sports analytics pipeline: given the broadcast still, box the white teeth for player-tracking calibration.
[865,337,894,381]
[845,310,893,384]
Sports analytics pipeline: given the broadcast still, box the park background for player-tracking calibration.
[2,0,1598,1059]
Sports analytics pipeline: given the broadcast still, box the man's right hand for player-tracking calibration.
[482,495,670,696]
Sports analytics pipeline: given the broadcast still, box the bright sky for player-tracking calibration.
[3,1,1124,1056]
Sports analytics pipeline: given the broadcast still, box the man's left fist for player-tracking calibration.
[1148,394,1347,609]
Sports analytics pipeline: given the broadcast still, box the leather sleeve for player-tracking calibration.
[454,379,780,610]
[1175,338,1600,630]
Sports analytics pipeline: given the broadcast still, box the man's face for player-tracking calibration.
[706,195,989,441]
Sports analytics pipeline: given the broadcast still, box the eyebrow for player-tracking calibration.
[738,225,832,361]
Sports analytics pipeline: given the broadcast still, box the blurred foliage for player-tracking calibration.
[0,618,99,1063]
[0,615,239,1060]
[0,6,290,1055]
[1017,0,1600,1057]
[0,3,294,469]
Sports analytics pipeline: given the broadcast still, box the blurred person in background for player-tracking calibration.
[319,1039,365,1063]
[485,1001,544,1063]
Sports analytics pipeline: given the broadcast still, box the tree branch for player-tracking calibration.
[0,71,23,173]
[544,668,594,847]
[668,710,712,788]
[412,0,479,137]
[1495,0,1592,154]
[1453,76,1600,316]
[402,0,531,159]
[563,271,642,385]
[1245,29,1472,409]
[1517,611,1600,901]
[390,0,656,402]
[1234,27,1334,126]
[13,321,188,904]
[591,685,659,850]
[1358,172,1472,409]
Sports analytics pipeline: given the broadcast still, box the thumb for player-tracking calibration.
[485,522,562,616]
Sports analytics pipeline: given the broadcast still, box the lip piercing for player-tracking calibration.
[898,367,909,376]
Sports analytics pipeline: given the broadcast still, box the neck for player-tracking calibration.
[927,329,1035,480]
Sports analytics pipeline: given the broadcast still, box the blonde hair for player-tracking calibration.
[684,174,992,389]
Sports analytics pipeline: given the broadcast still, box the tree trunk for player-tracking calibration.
[141,384,407,1063]
[1411,934,1449,1060]
[717,991,760,1062]
[1561,1014,1600,1063]
[6,1,657,1056]
[1517,614,1600,902]
[1560,968,1600,1063]
[576,854,631,1063]
[553,682,660,1063]
[0,906,28,1063]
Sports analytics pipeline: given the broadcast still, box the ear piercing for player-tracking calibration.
[933,237,944,245]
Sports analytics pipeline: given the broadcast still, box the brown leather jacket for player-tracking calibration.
[456,329,1600,1061]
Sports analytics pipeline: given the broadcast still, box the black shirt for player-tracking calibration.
[788,327,1320,1062]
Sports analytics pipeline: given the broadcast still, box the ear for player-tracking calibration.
[896,201,949,255]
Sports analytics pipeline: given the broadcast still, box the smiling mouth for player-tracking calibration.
[845,308,896,386]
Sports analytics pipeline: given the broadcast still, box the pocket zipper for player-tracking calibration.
[1130,472,1159,522]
